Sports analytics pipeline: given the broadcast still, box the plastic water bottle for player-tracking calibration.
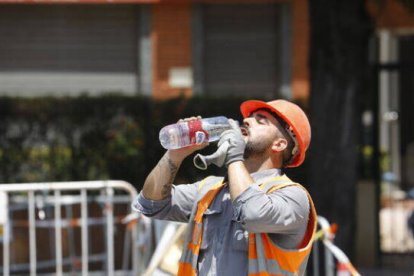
[159,116,234,150]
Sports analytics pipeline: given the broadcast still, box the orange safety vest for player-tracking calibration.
[178,175,317,276]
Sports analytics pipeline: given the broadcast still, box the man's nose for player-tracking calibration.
[243,117,252,127]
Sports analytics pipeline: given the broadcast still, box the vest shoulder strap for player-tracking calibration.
[196,176,225,200]
[258,175,318,251]
[259,174,298,194]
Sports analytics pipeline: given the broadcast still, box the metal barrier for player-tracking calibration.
[312,216,361,276]
[0,181,361,276]
[0,180,147,276]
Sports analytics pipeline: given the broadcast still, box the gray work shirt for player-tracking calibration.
[133,169,310,276]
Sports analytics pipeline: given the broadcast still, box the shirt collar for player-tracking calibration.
[251,168,282,183]
[222,168,282,184]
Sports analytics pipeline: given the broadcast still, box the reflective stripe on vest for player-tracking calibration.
[248,177,317,276]
[178,176,225,276]
[178,175,317,276]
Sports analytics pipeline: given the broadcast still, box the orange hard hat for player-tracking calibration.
[240,99,311,167]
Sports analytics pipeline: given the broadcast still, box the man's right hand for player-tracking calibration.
[167,116,209,163]
[142,116,209,200]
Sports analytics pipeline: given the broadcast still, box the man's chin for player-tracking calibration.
[243,144,253,159]
[243,141,269,160]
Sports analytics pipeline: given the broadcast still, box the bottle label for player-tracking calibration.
[195,131,206,144]
[188,120,208,144]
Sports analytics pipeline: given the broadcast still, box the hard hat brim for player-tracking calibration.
[241,100,278,119]
[241,100,297,131]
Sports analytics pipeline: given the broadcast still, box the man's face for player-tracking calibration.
[240,110,286,159]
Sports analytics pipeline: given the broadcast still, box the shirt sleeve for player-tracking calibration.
[232,182,310,234]
[132,181,200,223]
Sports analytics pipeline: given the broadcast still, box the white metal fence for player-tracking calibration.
[0,180,149,276]
[0,180,361,276]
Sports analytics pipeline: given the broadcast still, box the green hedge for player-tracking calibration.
[0,95,309,190]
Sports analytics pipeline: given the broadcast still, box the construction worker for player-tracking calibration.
[133,99,317,276]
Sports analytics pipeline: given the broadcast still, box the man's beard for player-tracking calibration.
[243,139,271,159]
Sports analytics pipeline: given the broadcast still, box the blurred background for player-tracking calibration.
[0,0,413,275]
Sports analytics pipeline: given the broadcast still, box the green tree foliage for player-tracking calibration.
[0,95,252,189]
[0,95,310,190]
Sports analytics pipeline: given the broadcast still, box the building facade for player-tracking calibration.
[0,0,310,101]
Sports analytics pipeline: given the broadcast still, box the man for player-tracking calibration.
[133,99,317,276]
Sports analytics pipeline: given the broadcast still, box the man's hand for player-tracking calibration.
[223,119,252,200]
[168,116,209,163]
[218,119,246,167]
[142,116,208,200]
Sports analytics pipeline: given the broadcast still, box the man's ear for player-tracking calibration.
[271,138,288,153]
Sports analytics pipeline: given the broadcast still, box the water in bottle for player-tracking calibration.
[159,116,235,149]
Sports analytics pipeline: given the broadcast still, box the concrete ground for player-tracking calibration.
[360,268,414,276]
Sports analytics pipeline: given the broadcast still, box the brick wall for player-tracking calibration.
[151,1,307,101]
[292,0,310,103]
[150,0,414,102]
[152,3,192,99]
[368,0,414,29]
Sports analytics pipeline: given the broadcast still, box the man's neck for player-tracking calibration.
[244,156,281,174]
